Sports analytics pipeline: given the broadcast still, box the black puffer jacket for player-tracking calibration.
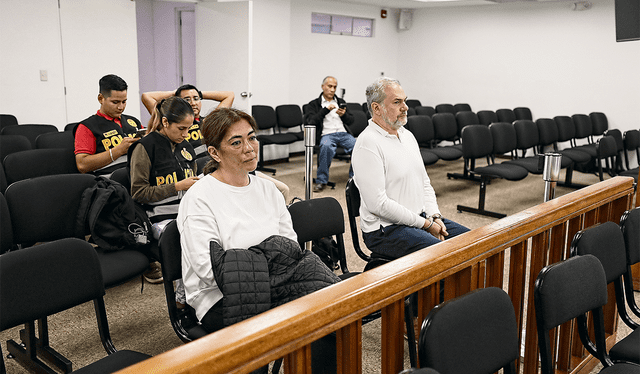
[210,235,341,327]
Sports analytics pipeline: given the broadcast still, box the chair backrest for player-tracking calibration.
[597,135,617,160]
[406,99,422,109]
[454,103,472,113]
[455,111,479,137]
[418,287,519,374]
[496,109,516,124]
[350,111,368,138]
[35,130,75,150]
[252,105,277,131]
[3,148,78,185]
[572,114,593,140]
[435,104,455,116]
[477,110,497,126]
[461,125,493,159]
[64,122,78,132]
[554,116,576,143]
[431,113,458,142]
[514,107,533,121]
[406,115,435,147]
[0,238,105,331]
[623,129,640,168]
[407,107,416,117]
[0,134,31,163]
[110,167,131,191]
[0,163,6,195]
[0,114,18,129]
[5,173,95,245]
[275,104,303,130]
[415,106,436,117]
[590,112,608,136]
[513,120,539,153]
[604,129,624,153]
[489,122,517,156]
[534,255,609,374]
[0,193,13,254]
[570,221,627,284]
[345,178,371,262]
[346,103,363,112]
[536,118,559,148]
[0,124,58,148]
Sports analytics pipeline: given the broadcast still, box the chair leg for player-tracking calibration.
[557,164,589,189]
[404,297,418,368]
[256,142,276,175]
[7,321,66,374]
[457,176,506,218]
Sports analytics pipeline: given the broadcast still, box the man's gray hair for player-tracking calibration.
[365,77,401,116]
[322,76,336,85]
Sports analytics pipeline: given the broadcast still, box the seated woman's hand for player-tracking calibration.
[175,176,200,191]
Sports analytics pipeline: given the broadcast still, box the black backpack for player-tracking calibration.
[77,176,151,251]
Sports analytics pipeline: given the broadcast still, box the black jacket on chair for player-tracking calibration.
[304,94,355,145]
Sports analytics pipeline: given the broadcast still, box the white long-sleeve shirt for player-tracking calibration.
[176,173,297,320]
[352,120,441,234]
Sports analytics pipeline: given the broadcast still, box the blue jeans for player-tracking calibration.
[363,217,470,259]
[316,132,356,185]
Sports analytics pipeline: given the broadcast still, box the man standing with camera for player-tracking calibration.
[304,76,356,192]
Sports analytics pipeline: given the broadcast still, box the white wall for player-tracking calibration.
[397,0,640,132]
[289,0,401,107]
[0,0,140,130]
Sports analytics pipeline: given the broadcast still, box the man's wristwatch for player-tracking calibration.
[432,213,443,221]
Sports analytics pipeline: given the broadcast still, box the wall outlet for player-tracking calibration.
[40,70,48,81]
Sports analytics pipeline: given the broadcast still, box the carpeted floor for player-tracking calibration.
[1,155,637,373]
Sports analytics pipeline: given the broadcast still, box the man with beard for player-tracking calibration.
[351,77,469,259]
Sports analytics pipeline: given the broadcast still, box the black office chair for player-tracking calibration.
[536,118,589,188]
[454,111,479,139]
[65,122,79,132]
[455,125,529,218]
[477,110,497,126]
[418,287,519,374]
[0,134,31,164]
[0,193,13,254]
[346,102,364,112]
[488,122,541,174]
[596,135,618,181]
[453,103,472,113]
[110,167,131,191]
[496,108,516,124]
[35,130,75,150]
[0,238,151,373]
[513,107,532,121]
[405,116,439,166]
[253,105,300,175]
[620,208,640,320]
[4,174,149,288]
[415,106,436,117]
[435,103,455,116]
[0,124,58,148]
[570,221,640,364]
[534,255,640,373]
[0,114,18,130]
[3,148,78,185]
[157,220,208,343]
[430,113,463,162]
[288,197,351,275]
[590,112,609,140]
[0,163,7,195]
[406,99,422,109]
[350,110,368,137]
[623,130,640,175]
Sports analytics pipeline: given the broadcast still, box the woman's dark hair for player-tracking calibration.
[175,84,203,99]
[201,108,258,174]
[148,96,194,133]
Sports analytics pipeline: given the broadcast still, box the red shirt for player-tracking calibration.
[74,111,123,155]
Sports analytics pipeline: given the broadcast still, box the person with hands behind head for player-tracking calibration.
[141,85,234,157]
[74,74,142,176]
[351,77,469,260]
[304,76,356,193]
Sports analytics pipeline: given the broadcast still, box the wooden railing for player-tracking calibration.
[119,176,634,374]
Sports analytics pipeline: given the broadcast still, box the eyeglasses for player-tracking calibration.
[183,96,201,103]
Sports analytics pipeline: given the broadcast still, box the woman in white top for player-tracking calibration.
[176,107,297,332]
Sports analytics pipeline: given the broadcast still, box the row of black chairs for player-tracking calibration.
[0,174,153,372]
[400,208,640,373]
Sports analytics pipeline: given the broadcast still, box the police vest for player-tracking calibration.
[78,114,141,176]
[187,117,206,157]
[132,131,196,223]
